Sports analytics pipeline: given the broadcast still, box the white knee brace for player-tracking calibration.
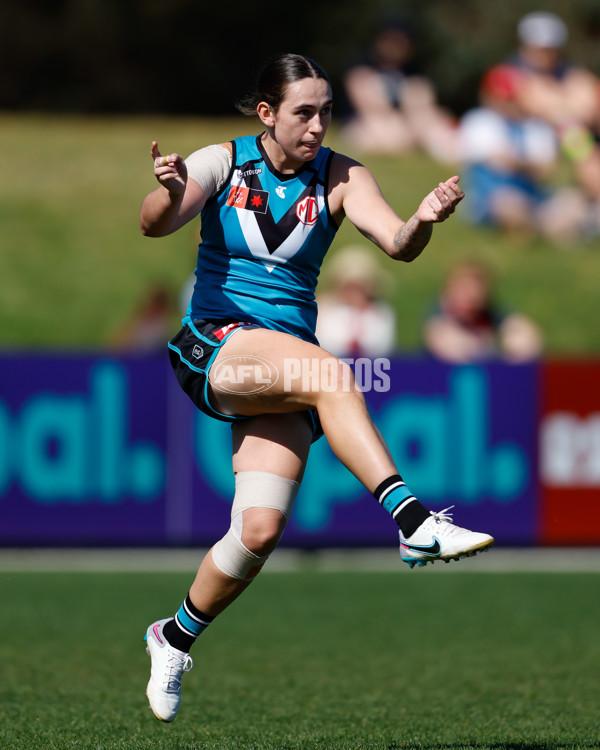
[211,471,300,581]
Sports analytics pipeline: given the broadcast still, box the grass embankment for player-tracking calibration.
[2,113,599,354]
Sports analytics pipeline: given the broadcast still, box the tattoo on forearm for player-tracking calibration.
[393,215,433,260]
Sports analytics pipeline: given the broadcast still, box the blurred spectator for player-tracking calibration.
[423,259,543,364]
[339,14,458,163]
[508,11,600,231]
[509,11,599,133]
[111,283,175,352]
[457,63,589,245]
[316,245,397,358]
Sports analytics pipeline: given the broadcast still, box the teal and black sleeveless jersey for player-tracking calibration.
[184,134,339,343]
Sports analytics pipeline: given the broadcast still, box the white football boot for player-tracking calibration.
[145,618,193,722]
[399,506,494,568]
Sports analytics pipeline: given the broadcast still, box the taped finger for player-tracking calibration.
[154,155,170,168]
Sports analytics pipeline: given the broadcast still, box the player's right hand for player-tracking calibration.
[151,141,187,195]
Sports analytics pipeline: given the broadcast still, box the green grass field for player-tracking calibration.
[2,112,600,354]
[2,569,599,749]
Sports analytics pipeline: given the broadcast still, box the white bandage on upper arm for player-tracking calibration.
[185,144,232,199]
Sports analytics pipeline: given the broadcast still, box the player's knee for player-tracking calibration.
[241,509,287,556]
[211,471,300,580]
[211,519,267,581]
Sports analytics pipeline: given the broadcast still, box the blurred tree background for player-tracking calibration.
[4,0,600,117]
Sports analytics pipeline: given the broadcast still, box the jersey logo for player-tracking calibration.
[226,185,269,214]
[296,196,319,226]
[235,167,262,179]
[225,147,333,272]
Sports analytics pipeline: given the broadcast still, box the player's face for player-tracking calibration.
[269,77,333,170]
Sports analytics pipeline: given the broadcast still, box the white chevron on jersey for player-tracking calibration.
[235,181,326,273]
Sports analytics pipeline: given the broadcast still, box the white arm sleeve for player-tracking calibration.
[185,144,232,198]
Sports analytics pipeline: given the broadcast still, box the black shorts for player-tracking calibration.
[168,319,323,441]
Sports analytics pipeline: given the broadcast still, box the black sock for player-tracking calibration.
[163,594,215,653]
[373,474,430,537]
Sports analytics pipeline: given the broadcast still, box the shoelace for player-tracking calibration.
[430,505,455,524]
[166,652,194,692]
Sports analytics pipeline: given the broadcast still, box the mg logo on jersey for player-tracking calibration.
[296,196,319,226]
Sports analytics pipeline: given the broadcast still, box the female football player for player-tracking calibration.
[140,52,493,722]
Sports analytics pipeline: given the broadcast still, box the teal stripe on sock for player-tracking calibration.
[177,605,209,637]
[382,485,414,516]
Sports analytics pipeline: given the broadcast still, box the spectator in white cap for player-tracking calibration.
[508,11,600,228]
[509,10,599,133]
[517,11,568,49]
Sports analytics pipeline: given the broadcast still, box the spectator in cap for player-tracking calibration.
[518,11,568,49]
[508,11,600,234]
[509,11,599,138]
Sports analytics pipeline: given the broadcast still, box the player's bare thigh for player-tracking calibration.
[208,327,357,417]
[232,412,313,481]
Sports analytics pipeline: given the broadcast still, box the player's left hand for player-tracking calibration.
[416,176,464,223]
